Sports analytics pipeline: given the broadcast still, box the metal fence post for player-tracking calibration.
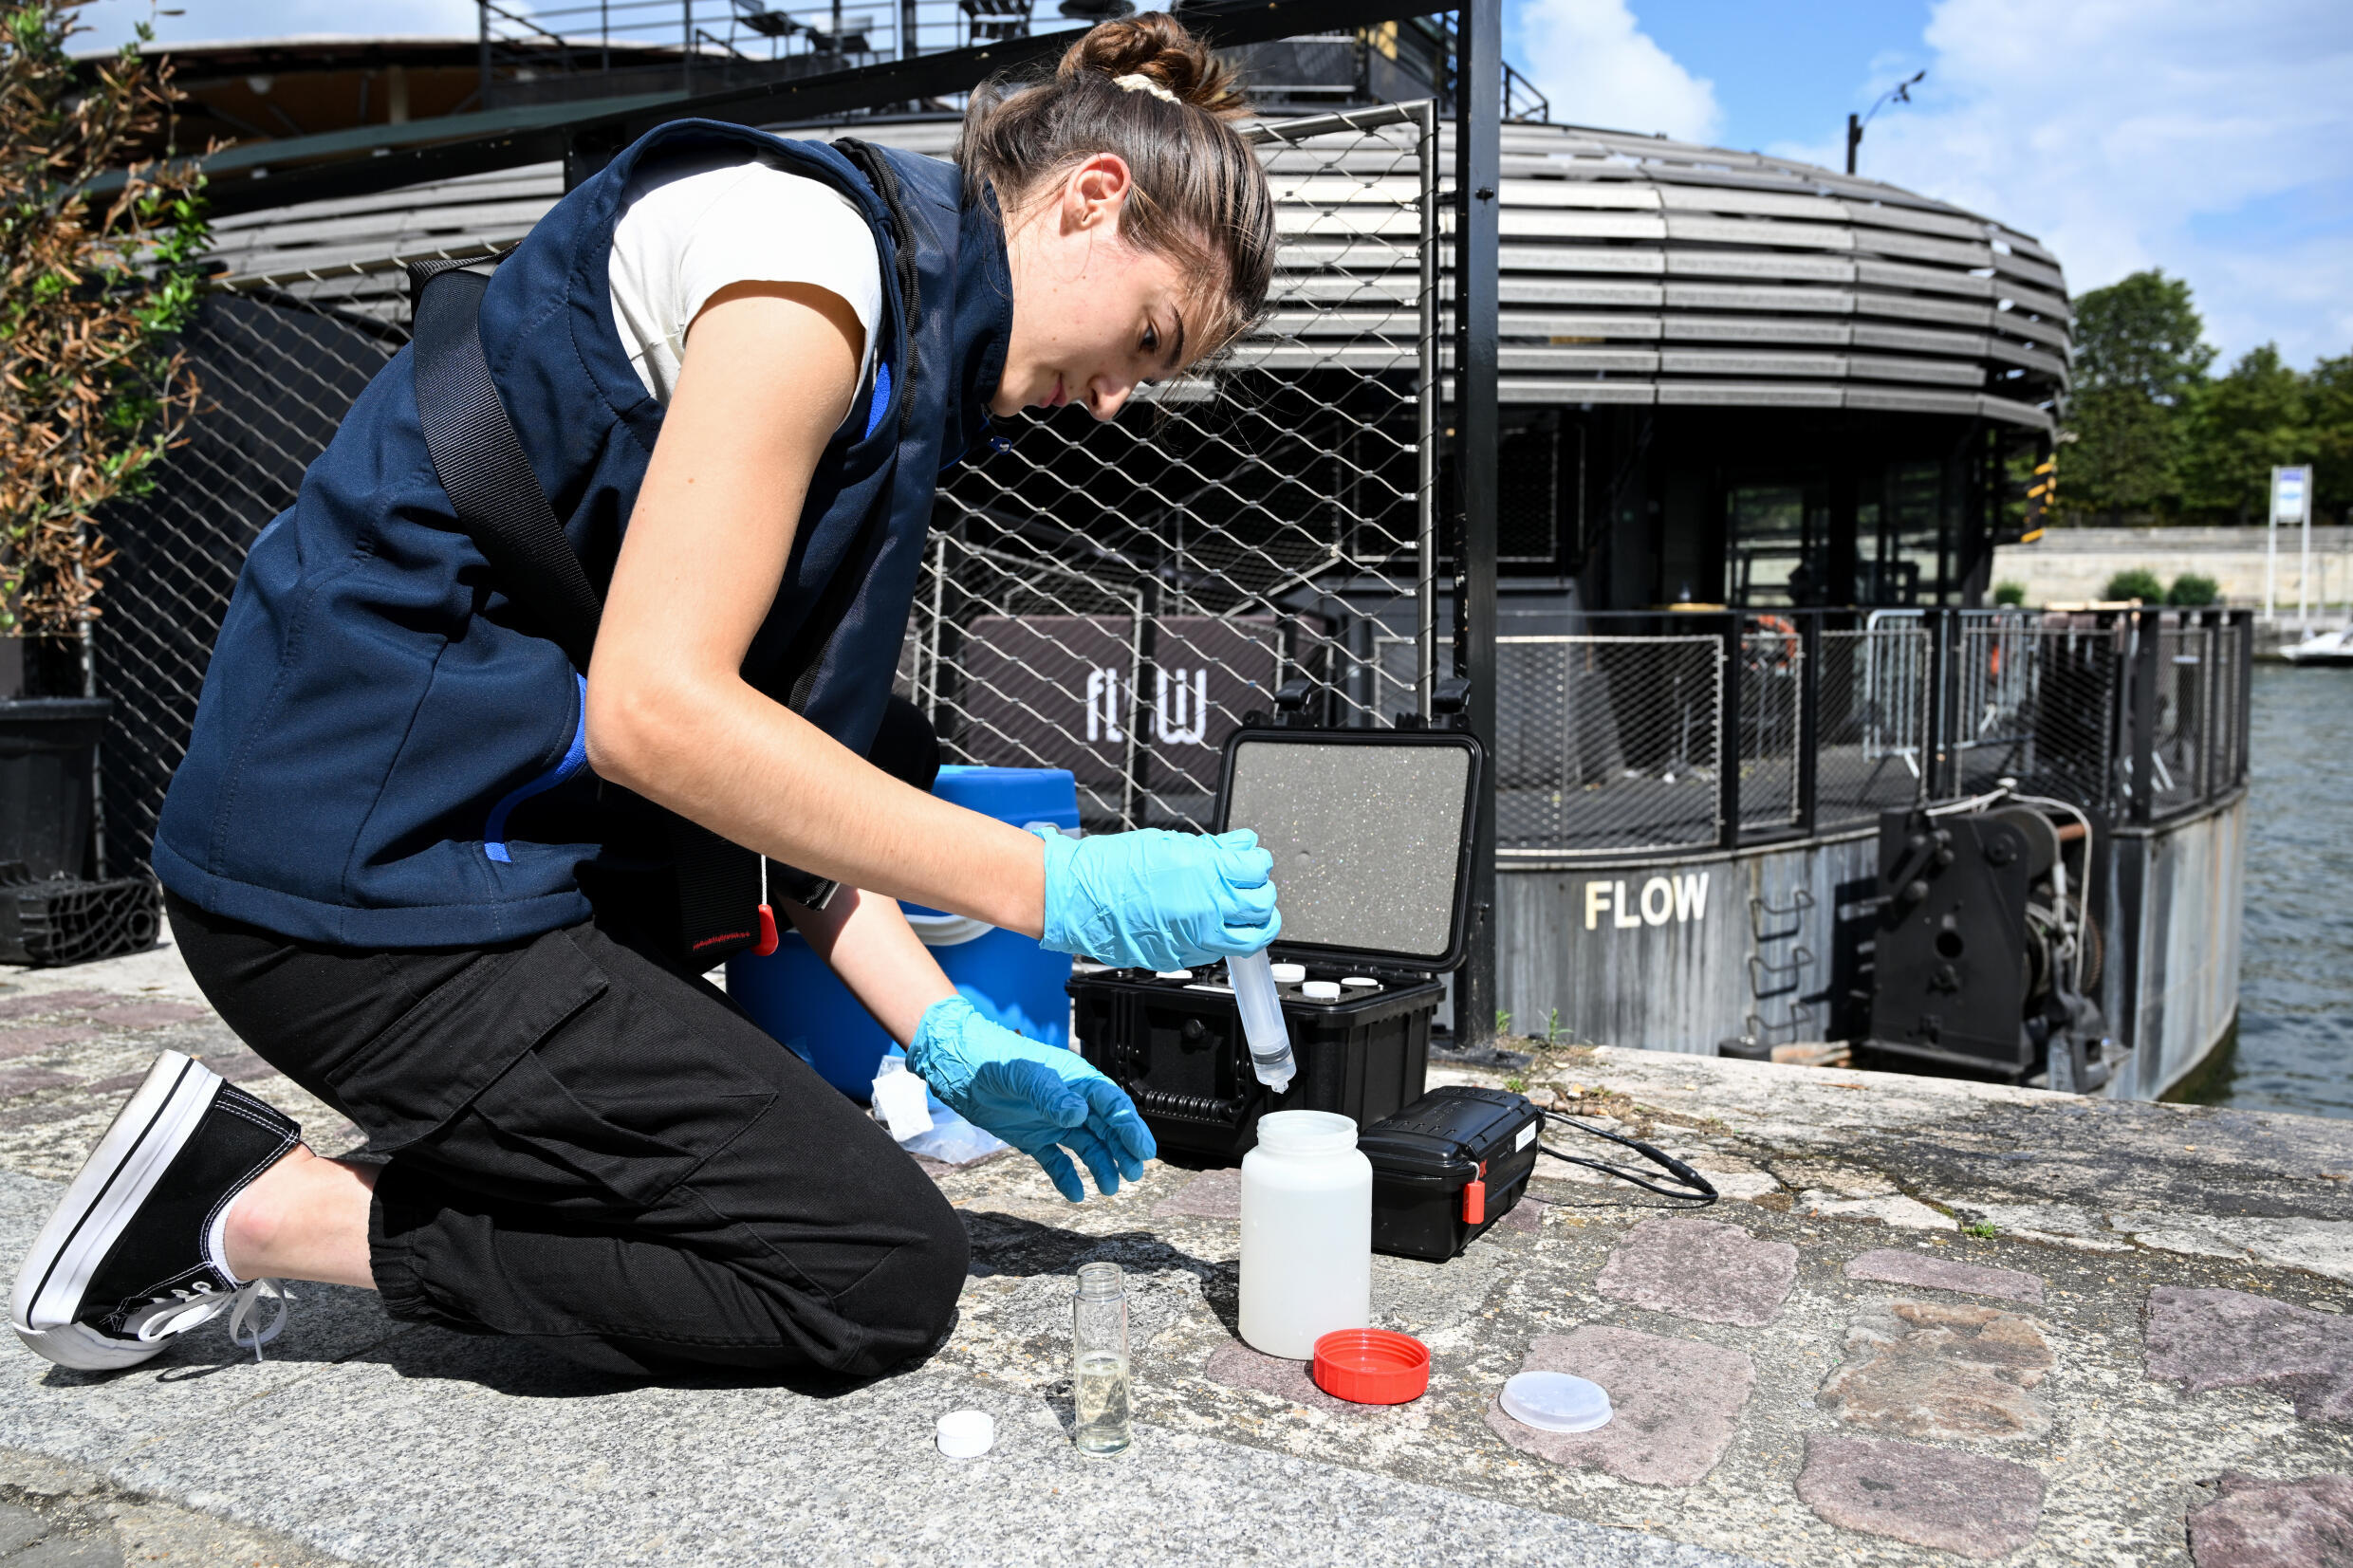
[1416,98,1439,724]
[1796,611,1820,837]
[1716,615,1740,850]
[1933,609,1961,801]
[2236,610,2254,786]
[1453,0,1502,1048]
[2129,609,2158,825]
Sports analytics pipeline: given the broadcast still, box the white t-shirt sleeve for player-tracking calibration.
[607,155,884,409]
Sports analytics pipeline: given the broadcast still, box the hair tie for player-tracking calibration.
[1112,72,1181,105]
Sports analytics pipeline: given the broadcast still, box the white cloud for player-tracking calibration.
[1512,0,1720,144]
[1772,0,2353,366]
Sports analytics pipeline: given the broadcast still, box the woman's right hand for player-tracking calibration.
[1030,825,1281,971]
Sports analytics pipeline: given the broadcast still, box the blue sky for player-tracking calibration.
[1507,0,2353,371]
[83,0,2353,368]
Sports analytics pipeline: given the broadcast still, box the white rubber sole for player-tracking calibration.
[9,1051,222,1370]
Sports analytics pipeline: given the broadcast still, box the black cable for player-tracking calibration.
[1536,1108,1717,1206]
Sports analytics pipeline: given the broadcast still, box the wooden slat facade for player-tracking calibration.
[210,111,2066,428]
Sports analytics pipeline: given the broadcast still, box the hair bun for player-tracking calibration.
[1059,13,1251,120]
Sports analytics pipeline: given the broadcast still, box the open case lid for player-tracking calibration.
[1213,727,1485,973]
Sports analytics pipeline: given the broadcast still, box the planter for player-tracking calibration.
[0,697,108,880]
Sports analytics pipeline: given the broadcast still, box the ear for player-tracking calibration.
[1061,153,1135,233]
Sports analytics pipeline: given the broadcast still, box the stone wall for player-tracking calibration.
[1992,525,2353,612]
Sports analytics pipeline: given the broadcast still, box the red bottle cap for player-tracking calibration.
[1312,1329,1430,1405]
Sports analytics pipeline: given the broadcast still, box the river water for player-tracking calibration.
[2182,662,2353,1118]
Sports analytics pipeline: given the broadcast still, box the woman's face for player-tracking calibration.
[991,154,1216,421]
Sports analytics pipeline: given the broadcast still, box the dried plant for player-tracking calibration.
[0,0,207,641]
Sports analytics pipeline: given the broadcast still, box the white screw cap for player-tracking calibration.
[1301,980,1343,1002]
[1269,962,1307,985]
[936,1410,995,1458]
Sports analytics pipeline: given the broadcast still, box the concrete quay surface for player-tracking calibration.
[0,935,2346,1565]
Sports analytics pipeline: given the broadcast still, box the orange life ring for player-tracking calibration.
[1747,614,1800,673]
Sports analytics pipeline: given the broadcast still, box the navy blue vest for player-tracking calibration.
[154,121,1010,947]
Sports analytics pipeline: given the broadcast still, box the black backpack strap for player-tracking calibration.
[407,265,604,670]
[405,261,777,963]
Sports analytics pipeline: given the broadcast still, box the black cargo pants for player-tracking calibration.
[167,888,970,1378]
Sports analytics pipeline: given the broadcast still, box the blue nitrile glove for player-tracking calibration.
[907,996,1158,1202]
[1030,825,1282,971]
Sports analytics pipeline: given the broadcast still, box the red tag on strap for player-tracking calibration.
[1463,1160,1487,1227]
[752,902,779,957]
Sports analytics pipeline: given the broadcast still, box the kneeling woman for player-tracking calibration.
[12,17,1280,1377]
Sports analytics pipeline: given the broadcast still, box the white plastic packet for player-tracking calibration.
[870,1054,935,1138]
[874,1050,1010,1165]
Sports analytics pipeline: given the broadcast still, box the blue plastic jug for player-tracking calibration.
[728,766,1080,1100]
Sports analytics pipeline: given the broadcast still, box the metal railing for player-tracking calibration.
[1490,606,2253,863]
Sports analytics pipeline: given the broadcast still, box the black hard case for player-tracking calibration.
[1358,1086,1545,1262]
[1070,726,1484,1164]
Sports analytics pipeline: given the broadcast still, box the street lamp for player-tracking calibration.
[1845,69,1924,175]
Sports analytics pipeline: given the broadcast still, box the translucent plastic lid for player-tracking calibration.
[1499,1372,1612,1433]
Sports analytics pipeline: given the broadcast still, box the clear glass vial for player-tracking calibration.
[1072,1262,1133,1456]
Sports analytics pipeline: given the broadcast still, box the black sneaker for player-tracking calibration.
[11,1051,301,1370]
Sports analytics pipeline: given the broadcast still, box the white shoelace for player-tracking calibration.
[128,1278,295,1362]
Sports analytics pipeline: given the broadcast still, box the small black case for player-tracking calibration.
[1359,1086,1546,1262]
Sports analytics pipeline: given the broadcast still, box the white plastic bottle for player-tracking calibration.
[1239,1111,1372,1358]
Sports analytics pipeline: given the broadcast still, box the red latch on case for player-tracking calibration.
[1463,1160,1487,1227]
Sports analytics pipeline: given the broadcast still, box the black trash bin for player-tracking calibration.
[0,698,108,879]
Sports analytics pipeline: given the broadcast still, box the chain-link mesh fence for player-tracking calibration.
[2150,620,2216,819]
[1950,616,2127,811]
[1493,634,1722,856]
[1815,619,1930,829]
[905,101,1441,830]
[1735,620,1801,836]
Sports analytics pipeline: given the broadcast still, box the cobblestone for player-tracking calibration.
[1843,1246,2046,1305]
[2145,1285,2353,1421]
[1816,1299,2055,1441]
[1795,1433,2043,1559]
[2187,1471,2353,1567]
[1483,1326,1754,1486]
[1594,1217,1798,1327]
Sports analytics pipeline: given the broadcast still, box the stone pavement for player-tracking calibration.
[0,934,2348,1564]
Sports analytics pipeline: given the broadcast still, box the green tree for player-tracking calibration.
[2179,344,2311,522]
[2057,271,2214,522]
[2309,351,2353,524]
[2075,271,2214,402]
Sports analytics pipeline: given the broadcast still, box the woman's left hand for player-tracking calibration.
[907,997,1155,1202]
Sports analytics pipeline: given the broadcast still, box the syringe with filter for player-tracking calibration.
[1229,946,1295,1093]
